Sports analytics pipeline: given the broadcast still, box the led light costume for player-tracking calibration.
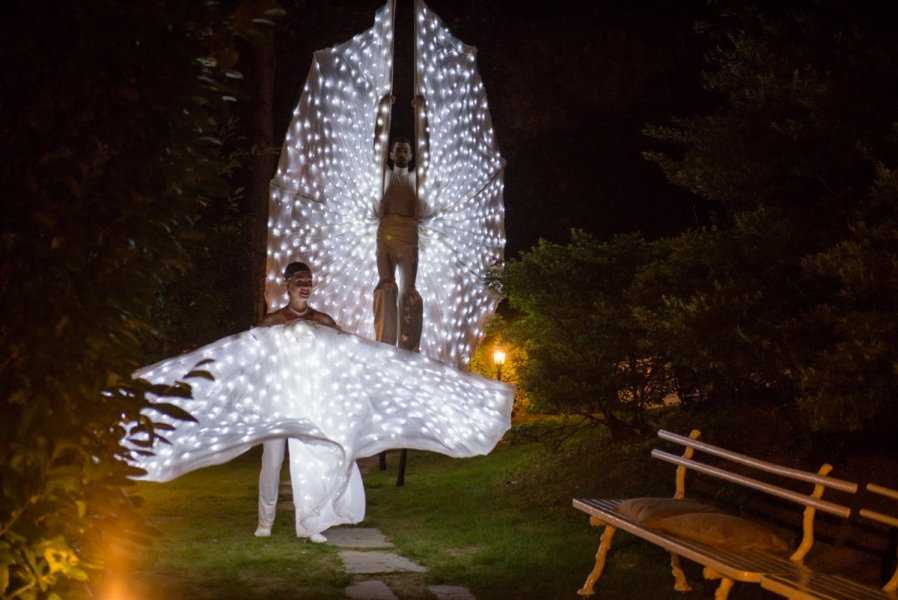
[130,0,510,539]
[133,321,510,536]
[266,0,506,369]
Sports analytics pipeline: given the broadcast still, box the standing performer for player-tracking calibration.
[255,261,362,543]
[260,261,338,330]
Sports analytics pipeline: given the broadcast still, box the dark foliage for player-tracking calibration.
[502,231,674,438]
[0,1,253,596]
[643,1,898,433]
[503,0,898,441]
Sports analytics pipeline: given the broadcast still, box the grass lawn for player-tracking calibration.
[129,432,779,599]
[130,448,349,600]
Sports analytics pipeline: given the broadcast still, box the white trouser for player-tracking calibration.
[258,439,366,536]
[258,438,287,530]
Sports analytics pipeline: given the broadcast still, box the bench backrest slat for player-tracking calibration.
[651,450,852,518]
[867,482,898,501]
[859,508,898,528]
[860,483,898,527]
[863,483,898,593]
[658,430,858,493]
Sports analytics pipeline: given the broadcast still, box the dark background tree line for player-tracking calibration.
[502,1,898,443]
[2,0,897,596]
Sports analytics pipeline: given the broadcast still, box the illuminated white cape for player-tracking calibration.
[130,321,513,535]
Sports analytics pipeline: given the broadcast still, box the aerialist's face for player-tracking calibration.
[286,271,313,304]
[390,142,412,169]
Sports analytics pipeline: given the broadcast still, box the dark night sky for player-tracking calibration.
[274,0,715,258]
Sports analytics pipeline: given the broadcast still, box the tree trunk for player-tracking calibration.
[247,38,276,321]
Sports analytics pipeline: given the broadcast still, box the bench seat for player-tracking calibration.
[760,572,897,600]
[573,498,817,591]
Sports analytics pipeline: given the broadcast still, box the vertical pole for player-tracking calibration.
[394,0,416,487]
[396,449,408,486]
[376,0,398,477]
[413,0,421,200]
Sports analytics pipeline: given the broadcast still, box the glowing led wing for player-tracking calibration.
[415,0,506,367]
[267,1,505,368]
[266,1,394,336]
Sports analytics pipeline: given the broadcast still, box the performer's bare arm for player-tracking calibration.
[259,307,340,332]
[413,94,430,190]
[375,94,395,188]
[310,310,341,331]
[259,311,287,327]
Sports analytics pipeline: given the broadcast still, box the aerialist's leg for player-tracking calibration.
[257,438,286,536]
[374,239,399,344]
[397,244,422,351]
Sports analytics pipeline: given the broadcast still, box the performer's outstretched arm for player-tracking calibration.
[375,93,394,193]
[413,94,430,191]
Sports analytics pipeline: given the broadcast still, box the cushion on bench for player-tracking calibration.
[618,497,722,526]
[656,512,791,553]
[618,497,791,554]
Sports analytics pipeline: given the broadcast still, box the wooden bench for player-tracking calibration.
[758,481,898,599]
[572,429,898,599]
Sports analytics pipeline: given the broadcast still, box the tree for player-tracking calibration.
[797,165,898,433]
[642,1,898,433]
[501,231,674,438]
[0,1,249,596]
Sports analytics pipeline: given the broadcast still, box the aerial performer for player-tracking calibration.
[373,133,424,351]
[128,0,509,542]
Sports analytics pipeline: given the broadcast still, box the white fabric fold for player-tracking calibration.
[128,320,513,534]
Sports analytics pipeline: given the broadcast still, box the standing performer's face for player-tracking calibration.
[286,271,313,303]
[390,142,412,168]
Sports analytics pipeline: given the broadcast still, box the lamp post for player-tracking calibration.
[493,349,506,382]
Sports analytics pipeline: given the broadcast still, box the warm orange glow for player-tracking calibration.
[492,349,506,366]
[99,576,137,600]
[96,541,139,600]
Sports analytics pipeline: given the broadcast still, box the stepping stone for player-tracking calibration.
[339,550,427,574]
[345,580,398,600]
[428,585,476,600]
[327,527,395,549]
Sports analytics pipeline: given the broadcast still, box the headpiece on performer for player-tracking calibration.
[284,261,311,279]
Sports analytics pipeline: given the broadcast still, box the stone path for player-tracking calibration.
[326,525,475,599]
[277,456,476,599]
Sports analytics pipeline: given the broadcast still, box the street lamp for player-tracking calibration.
[493,349,506,382]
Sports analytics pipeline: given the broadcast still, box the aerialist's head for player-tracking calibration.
[390,138,412,169]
